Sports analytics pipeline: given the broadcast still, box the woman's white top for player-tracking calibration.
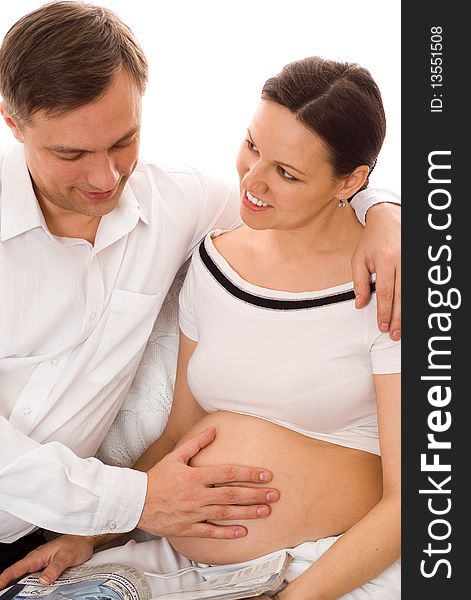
[179,230,401,456]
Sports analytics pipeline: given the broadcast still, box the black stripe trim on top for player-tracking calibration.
[199,240,376,311]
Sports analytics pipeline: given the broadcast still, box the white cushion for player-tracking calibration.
[96,269,185,468]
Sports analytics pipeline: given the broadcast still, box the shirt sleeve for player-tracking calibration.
[350,188,401,226]
[363,292,401,374]
[179,257,199,342]
[185,171,242,260]
[0,417,148,542]
[370,334,401,374]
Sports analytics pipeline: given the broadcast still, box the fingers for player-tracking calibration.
[352,256,401,341]
[352,260,372,310]
[174,426,217,464]
[141,437,278,538]
[0,551,46,590]
[0,537,95,591]
[37,558,70,585]
[172,431,274,485]
[0,567,17,591]
[201,501,273,522]
[202,483,279,507]
[374,264,396,336]
[351,199,401,339]
[388,266,401,341]
[189,522,248,540]
[202,464,273,486]
[140,464,278,537]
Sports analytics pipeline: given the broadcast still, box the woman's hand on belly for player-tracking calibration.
[169,412,383,564]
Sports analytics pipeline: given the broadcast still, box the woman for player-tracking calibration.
[3,57,401,599]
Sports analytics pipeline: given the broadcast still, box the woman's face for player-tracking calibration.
[236,100,344,232]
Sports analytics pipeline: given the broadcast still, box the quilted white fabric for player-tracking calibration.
[96,268,186,469]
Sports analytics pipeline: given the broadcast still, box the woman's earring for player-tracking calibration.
[337,197,346,208]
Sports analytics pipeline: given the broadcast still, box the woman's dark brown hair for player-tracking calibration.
[261,56,386,192]
[0,1,148,125]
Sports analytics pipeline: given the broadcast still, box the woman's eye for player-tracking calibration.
[246,139,258,152]
[278,166,297,182]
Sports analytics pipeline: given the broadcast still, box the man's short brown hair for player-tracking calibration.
[0,1,148,125]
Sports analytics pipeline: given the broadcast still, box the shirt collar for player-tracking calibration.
[1,144,149,244]
[1,144,45,241]
[93,181,144,253]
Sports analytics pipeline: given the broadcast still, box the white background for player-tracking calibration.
[0,0,400,191]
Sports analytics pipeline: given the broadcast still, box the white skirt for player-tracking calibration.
[86,535,401,599]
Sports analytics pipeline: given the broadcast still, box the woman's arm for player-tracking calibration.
[278,373,401,600]
[134,330,206,472]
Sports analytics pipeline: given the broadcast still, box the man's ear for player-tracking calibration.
[337,165,370,199]
[0,103,24,142]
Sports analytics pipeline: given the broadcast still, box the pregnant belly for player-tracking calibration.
[168,412,382,564]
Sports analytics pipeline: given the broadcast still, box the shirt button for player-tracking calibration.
[50,358,60,366]
[108,522,117,531]
[22,407,31,416]
[90,312,97,321]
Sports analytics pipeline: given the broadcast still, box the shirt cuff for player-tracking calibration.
[350,188,401,226]
[95,465,148,534]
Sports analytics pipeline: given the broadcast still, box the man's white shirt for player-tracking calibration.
[0,143,399,542]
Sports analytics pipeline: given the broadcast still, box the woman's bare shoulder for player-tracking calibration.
[212,225,251,257]
[210,226,257,277]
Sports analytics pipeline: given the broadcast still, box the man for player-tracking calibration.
[0,0,401,576]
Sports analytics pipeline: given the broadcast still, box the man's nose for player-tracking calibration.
[86,152,120,190]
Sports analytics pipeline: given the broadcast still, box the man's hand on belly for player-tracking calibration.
[137,426,279,539]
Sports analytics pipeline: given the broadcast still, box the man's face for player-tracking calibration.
[8,69,142,220]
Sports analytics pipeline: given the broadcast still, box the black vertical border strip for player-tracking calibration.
[402,1,466,597]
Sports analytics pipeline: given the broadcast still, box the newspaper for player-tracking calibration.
[0,550,291,600]
[152,550,291,599]
[0,563,151,600]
